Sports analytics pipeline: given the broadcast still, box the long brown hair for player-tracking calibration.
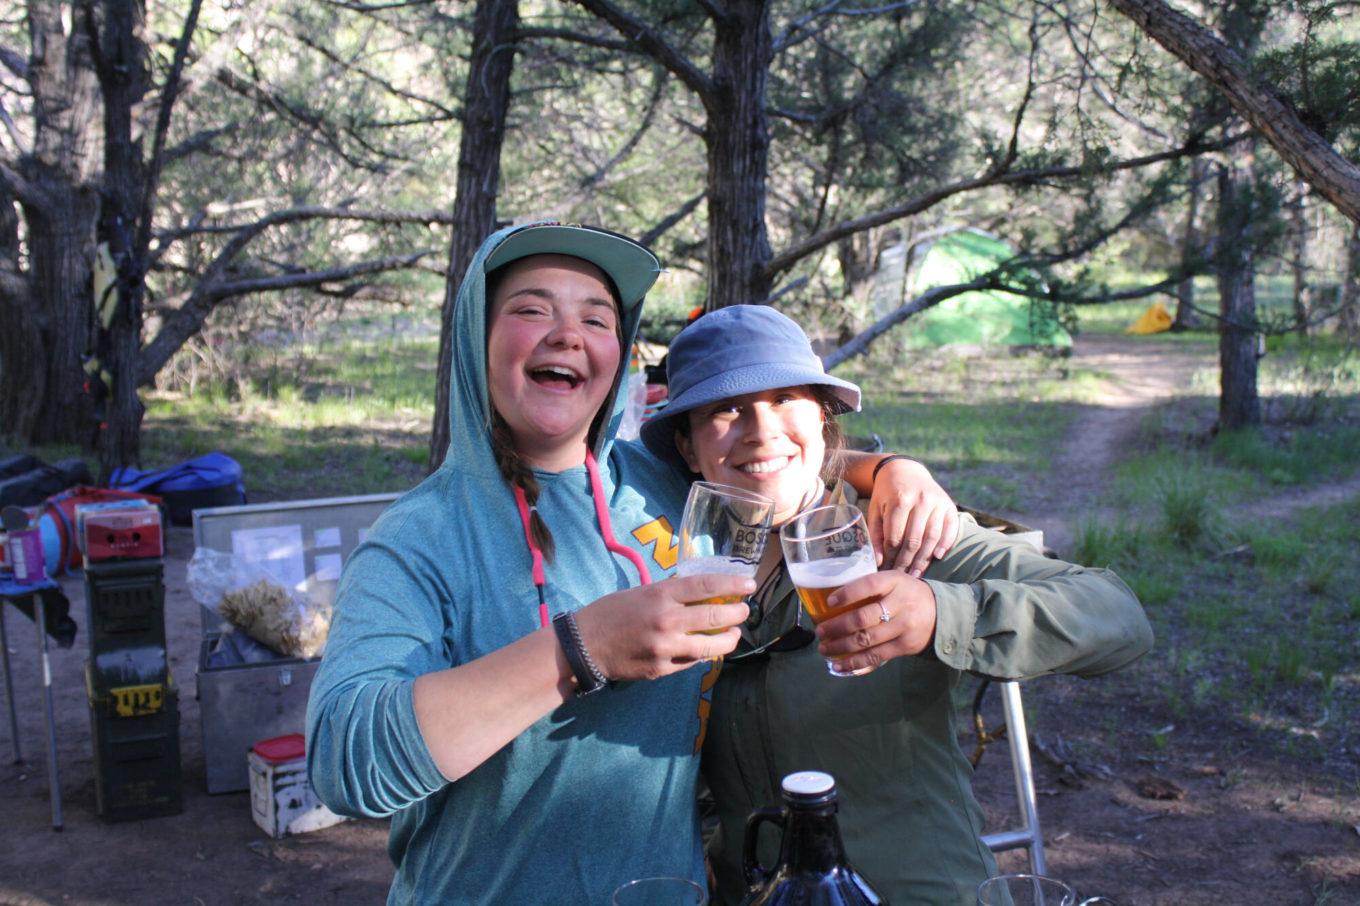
[489,409,557,562]
[812,386,847,484]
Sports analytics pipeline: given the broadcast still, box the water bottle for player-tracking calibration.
[739,771,887,906]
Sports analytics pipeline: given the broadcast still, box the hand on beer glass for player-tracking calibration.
[676,482,774,635]
[779,504,880,677]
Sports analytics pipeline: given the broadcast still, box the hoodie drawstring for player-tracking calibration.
[513,450,652,629]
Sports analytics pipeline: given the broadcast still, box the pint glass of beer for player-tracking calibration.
[677,482,775,633]
[779,503,878,676]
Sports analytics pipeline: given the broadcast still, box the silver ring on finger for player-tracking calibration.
[878,602,892,623]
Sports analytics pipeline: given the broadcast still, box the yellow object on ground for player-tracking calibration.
[1126,300,1173,334]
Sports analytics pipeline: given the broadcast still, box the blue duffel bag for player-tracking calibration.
[109,452,246,526]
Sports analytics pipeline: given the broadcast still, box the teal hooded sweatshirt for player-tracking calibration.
[306,223,705,905]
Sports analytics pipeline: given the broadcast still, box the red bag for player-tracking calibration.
[29,486,162,573]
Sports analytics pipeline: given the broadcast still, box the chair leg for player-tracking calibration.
[34,595,63,831]
[1,604,21,764]
[979,681,1046,876]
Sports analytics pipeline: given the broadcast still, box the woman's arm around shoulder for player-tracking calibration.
[841,451,959,575]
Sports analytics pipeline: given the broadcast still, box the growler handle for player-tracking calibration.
[741,805,787,890]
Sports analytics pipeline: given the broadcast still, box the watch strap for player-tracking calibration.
[871,454,915,484]
[552,611,610,697]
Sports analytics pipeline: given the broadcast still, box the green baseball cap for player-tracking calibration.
[484,222,661,309]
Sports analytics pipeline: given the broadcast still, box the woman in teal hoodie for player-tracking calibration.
[306,223,956,906]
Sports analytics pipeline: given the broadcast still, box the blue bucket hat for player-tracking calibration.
[484,222,661,309]
[640,305,861,466]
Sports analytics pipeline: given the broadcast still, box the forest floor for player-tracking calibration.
[975,334,1360,905]
[2,332,1359,905]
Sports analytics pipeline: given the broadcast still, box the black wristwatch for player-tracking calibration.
[552,611,611,697]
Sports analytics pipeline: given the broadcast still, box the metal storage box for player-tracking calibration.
[84,558,167,654]
[192,493,399,793]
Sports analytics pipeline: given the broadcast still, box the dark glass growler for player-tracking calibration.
[738,771,887,906]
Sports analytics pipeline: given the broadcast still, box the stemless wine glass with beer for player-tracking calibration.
[779,503,880,676]
[677,481,775,633]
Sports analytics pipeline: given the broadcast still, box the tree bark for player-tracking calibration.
[92,0,152,477]
[1288,182,1311,337]
[702,0,774,310]
[1173,157,1205,330]
[1340,223,1360,339]
[429,0,518,470]
[0,1,103,449]
[1215,160,1261,430]
[1110,0,1360,226]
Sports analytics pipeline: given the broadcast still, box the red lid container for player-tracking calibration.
[252,733,306,765]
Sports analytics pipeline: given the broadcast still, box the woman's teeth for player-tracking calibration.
[532,366,581,388]
[739,457,789,474]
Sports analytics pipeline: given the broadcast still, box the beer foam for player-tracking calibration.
[677,555,758,578]
[787,551,876,589]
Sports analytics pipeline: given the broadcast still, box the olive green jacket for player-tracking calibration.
[701,492,1153,906]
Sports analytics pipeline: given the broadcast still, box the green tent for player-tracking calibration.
[898,230,1071,348]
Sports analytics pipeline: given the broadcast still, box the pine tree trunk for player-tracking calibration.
[1173,158,1205,330]
[10,189,102,448]
[1289,182,1312,336]
[1215,161,1261,430]
[0,1,103,449]
[94,0,150,478]
[429,0,518,471]
[1340,223,1360,339]
[703,0,773,310]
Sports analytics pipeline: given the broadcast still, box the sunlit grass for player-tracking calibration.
[132,323,439,499]
[838,345,1095,510]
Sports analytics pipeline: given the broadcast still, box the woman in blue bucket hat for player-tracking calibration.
[642,304,1154,906]
[307,224,959,906]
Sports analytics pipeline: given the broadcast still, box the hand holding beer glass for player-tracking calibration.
[779,504,879,676]
[677,482,774,634]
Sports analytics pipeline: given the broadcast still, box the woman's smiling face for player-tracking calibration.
[486,254,622,471]
[676,386,827,526]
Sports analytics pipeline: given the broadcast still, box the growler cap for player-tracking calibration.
[782,771,837,803]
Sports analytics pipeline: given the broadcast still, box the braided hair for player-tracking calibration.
[489,408,557,562]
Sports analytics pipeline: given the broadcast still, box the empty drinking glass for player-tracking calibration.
[976,873,1117,906]
[612,876,707,906]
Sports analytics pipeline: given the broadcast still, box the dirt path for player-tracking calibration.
[975,332,1360,905]
[1006,333,1216,554]
[1018,333,1360,552]
[1228,472,1360,521]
